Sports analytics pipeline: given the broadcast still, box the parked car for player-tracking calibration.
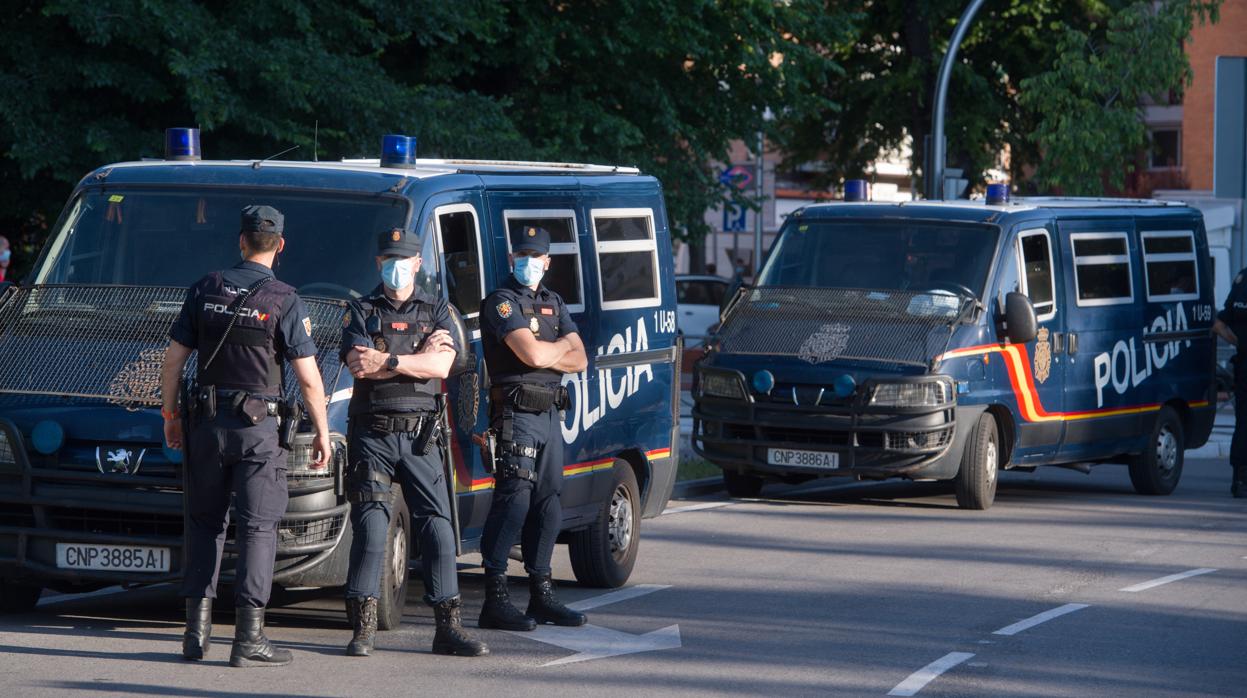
[676,274,730,347]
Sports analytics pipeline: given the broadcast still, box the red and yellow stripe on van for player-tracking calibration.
[938,343,1209,423]
[455,446,673,493]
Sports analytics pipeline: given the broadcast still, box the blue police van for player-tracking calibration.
[693,184,1216,509]
[0,130,681,623]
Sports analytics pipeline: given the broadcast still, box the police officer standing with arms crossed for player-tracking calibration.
[339,227,487,658]
[478,225,589,631]
[1213,270,1247,498]
[161,205,331,667]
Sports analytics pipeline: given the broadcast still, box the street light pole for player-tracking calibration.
[753,128,764,280]
[927,0,987,200]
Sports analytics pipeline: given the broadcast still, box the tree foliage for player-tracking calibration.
[1019,0,1220,195]
[0,0,850,278]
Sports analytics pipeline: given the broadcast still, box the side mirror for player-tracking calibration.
[445,304,474,377]
[1004,292,1038,344]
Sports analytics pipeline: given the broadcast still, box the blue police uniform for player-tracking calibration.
[1218,269,1247,497]
[477,225,587,630]
[339,227,487,657]
[170,205,313,666]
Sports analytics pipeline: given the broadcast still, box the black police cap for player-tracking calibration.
[241,205,284,235]
[512,225,550,255]
[377,227,422,257]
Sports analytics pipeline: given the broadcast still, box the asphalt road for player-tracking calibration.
[1,456,1244,698]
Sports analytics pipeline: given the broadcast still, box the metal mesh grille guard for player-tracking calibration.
[716,286,967,368]
[0,284,346,408]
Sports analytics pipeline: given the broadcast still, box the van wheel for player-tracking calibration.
[570,460,639,588]
[1129,406,1184,496]
[0,579,42,613]
[723,470,764,498]
[376,484,410,631]
[955,413,999,510]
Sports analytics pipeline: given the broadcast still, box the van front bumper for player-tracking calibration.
[692,382,977,482]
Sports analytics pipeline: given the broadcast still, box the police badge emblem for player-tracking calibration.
[391,229,402,242]
[1034,327,1052,384]
[497,301,513,319]
[530,317,540,334]
[375,336,388,353]
[302,317,313,336]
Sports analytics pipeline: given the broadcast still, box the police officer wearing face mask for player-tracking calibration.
[161,205,332,667]
[339,227,488,658]
[478,226,589,631]
[1213,269,1247,498]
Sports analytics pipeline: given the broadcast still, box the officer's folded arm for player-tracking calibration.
[504,329,586,371]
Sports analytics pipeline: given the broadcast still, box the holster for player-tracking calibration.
[346,462,393,504]
[475,429,498,475]
[278,398,302,450]
[192,384,217,421]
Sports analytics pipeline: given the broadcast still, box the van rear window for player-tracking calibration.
[1141,231,1198,301]
[1071,233,1133,306]
[755,220,998,300]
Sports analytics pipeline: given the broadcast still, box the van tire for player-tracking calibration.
[955,413,999,510]
[1129,406,1184,496]
[570,460,639,588]
[723,470,764,498]
[0,579,42,613]
[376,484,410,631]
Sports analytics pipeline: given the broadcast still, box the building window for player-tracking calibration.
[1149,129,1181,169]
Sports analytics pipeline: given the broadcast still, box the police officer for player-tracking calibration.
[1213,269,1247,498]
[160,205,331,667]
[478,225,589,631]
[339,227,487,658]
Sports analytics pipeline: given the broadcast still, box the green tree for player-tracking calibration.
[0,0,851,279]
[1019,0,1220,195]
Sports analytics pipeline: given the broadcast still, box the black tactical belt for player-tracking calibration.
[368,412,434,434]
[489,384,569,413]
[196,388,279,421]
[500,442,539,459]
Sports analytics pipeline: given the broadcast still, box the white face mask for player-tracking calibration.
[381,257,415,290]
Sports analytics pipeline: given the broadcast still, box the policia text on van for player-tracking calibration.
[0,130,681,619]
[693,186,1215,509]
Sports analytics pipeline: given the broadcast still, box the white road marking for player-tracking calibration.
[662,501,732,515]
[992,603,1089,636]
[566,584,670,612]
[508,584,681,666]
[1120,568,1217,593]
[888,652,976,696]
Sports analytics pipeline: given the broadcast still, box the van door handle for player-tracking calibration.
[1052,331,1065,355]
[1068,333,1078,355]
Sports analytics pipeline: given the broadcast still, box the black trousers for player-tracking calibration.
[1233,358,1247,477]
[345,425,458,605]
[479,407,564,577]
[180,413,287,608]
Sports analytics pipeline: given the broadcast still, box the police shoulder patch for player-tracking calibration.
[342,311,352,328]
[497,301,513,319]
[1236,273,1243,286]
[303,317,313,337]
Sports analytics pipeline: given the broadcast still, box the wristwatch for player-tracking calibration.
[385,354,400,371]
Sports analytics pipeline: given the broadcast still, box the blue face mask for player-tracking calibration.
[513,255,545,287]
[0,249,9,264]
[381,257,415,290]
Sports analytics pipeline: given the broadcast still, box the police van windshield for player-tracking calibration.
[756,219,999,299]
[34,188,409,300]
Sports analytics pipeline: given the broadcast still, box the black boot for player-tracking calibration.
[182,598,212,660]
[478,573,536,631]
[526,574,587,627]
[229,606,293,668]
[432,596,489,657]
[345,597,377,657]
[1233,467,1247,498]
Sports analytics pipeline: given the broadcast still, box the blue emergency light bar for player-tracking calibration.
[986,183,1010,205]
[165,128,201,161]
[844,179,869,202]
[381,134,417,168]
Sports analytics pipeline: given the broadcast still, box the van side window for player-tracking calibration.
[591,208,661,310]
[1141,230,1199,301]
[504,210,584,312]
[435,205,484,326]
[1017,230,1056,320]
[416,219,440,299]
[1071,232,1133,306]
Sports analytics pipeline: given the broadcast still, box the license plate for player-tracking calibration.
[55,543,171,573]
[767,448,839,469]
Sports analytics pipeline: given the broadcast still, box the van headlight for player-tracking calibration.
[287,432,346,479]
[697,370,745,400]
[869,379,954,408]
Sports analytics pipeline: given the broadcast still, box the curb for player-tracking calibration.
[672,476,724,499]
